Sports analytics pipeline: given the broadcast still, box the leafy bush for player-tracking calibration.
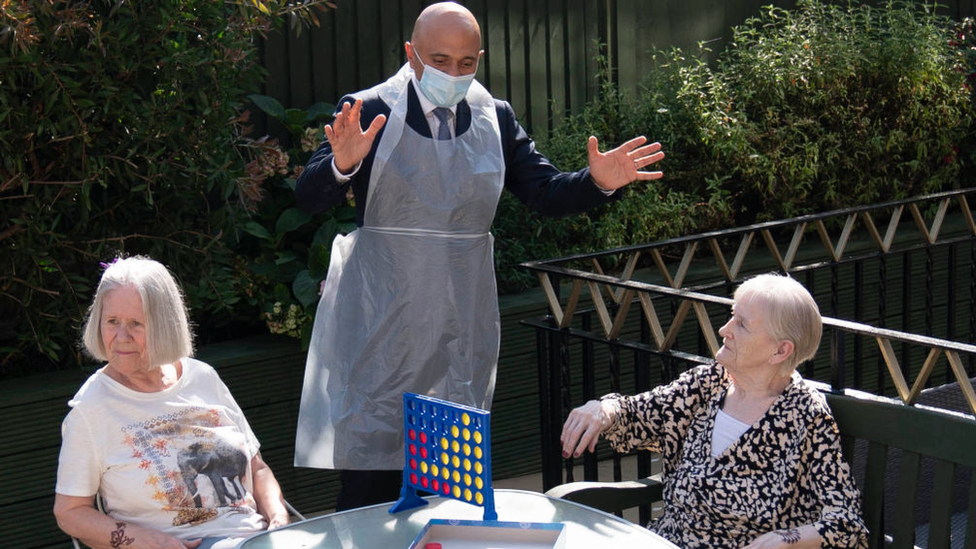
[494,0,975,292]
[233,94,353,347]
[0,0,335,377]
[716,1,973,220]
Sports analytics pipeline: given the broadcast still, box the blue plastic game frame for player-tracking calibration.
[389,393,497,521]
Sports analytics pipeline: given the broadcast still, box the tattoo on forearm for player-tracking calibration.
[110,521,134,548]
[775,528,801,544]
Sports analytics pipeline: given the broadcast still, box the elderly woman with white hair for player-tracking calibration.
[561,273,868,549]
[54,257,288,549]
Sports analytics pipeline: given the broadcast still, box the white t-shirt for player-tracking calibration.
[710,408,752,458]
[56,357,268,540]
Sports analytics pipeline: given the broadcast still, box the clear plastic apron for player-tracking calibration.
[295,65,505,470]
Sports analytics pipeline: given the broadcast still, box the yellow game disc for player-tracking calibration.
[475,461,483,474]
[452,455,460,468]
[442,468,450,480]
[464,473,472,486]
[473,431,482,444]
[462,413,470,426]
[464,488,472,501]
[441,437,449,450]
[462,428,470,441]
[453,470,460,483]
[463,458,471,471]
[451,425,459,438]
[441,452,449,464]
[453,486,461,498]
[475,477,483,489]
[474,446,483,459]
[431,464,439,476]
[452,440,460,453]
[476,491,484,505]
[421,462,428,474]
[463,443,471,456]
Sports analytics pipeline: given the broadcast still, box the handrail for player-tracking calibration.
[521,188,976,414]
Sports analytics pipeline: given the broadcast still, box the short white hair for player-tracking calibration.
[734,273,822,373]
[82,256,193,367]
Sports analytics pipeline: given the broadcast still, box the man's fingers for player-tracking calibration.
[586,135,600,158]
[615,135,648,153]
[635,170,664,181]
[364,114,387,140]
[630,142,663,158]
[347,98,363,126]
[634,151,666,170]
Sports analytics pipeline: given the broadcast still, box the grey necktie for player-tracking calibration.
[432,107,452,140]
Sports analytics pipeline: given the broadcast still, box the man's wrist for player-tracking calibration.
[332,158,362,182]
[592,178,616,196]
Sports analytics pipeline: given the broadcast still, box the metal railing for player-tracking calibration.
[520,188,976,503]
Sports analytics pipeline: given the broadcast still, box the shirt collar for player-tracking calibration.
[411,77,457,117]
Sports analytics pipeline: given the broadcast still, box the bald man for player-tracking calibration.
[294,1,664,510]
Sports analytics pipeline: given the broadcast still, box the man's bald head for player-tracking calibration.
[411,2,481,45]
[406,1,483,79]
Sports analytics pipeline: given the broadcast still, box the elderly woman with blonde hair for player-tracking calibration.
[561,273,868,549]
[54,257,288,549]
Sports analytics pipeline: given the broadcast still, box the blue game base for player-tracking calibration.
[389,486,428,514]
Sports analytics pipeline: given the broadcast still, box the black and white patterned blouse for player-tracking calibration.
[602,363,868,549]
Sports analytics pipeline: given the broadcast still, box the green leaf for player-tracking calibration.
[292,270,320,308]
[242,221,272,240]
[275,207,313,235]
[304,102,336,124]
[273,283,291,304]
[275,250,298,265]
[285,108,307,127]
[308,242,330,279]
[313,219,338,246]
[247,94,287,121]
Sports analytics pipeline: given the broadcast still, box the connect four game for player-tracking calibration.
[389,392,497,521]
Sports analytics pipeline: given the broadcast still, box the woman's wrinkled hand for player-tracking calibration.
[267,513,290,530]
[560,399,614,459]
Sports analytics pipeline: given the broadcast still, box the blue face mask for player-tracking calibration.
[415,51,478,108]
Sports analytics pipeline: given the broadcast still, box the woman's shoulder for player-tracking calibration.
[179,357,236,397]
[681,362,730,393]
[780,374,834,420]
[67,367,111,409]
[180,356,218,378]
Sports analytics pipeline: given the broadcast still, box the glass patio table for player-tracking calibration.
[237,488,680,549]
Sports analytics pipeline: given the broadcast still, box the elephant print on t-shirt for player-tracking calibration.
[177,441,248,507]
[120,406,257,526]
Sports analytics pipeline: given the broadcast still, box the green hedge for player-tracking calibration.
[0,1,337,378]
[493,0,976,293]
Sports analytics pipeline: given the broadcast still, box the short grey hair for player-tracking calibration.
[82,256,193,367]
[734,273,822,373]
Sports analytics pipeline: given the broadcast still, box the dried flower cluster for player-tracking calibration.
[237,137,290,212]
[264,301,308,338]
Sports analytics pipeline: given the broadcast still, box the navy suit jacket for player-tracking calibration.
[295,81,619,225]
